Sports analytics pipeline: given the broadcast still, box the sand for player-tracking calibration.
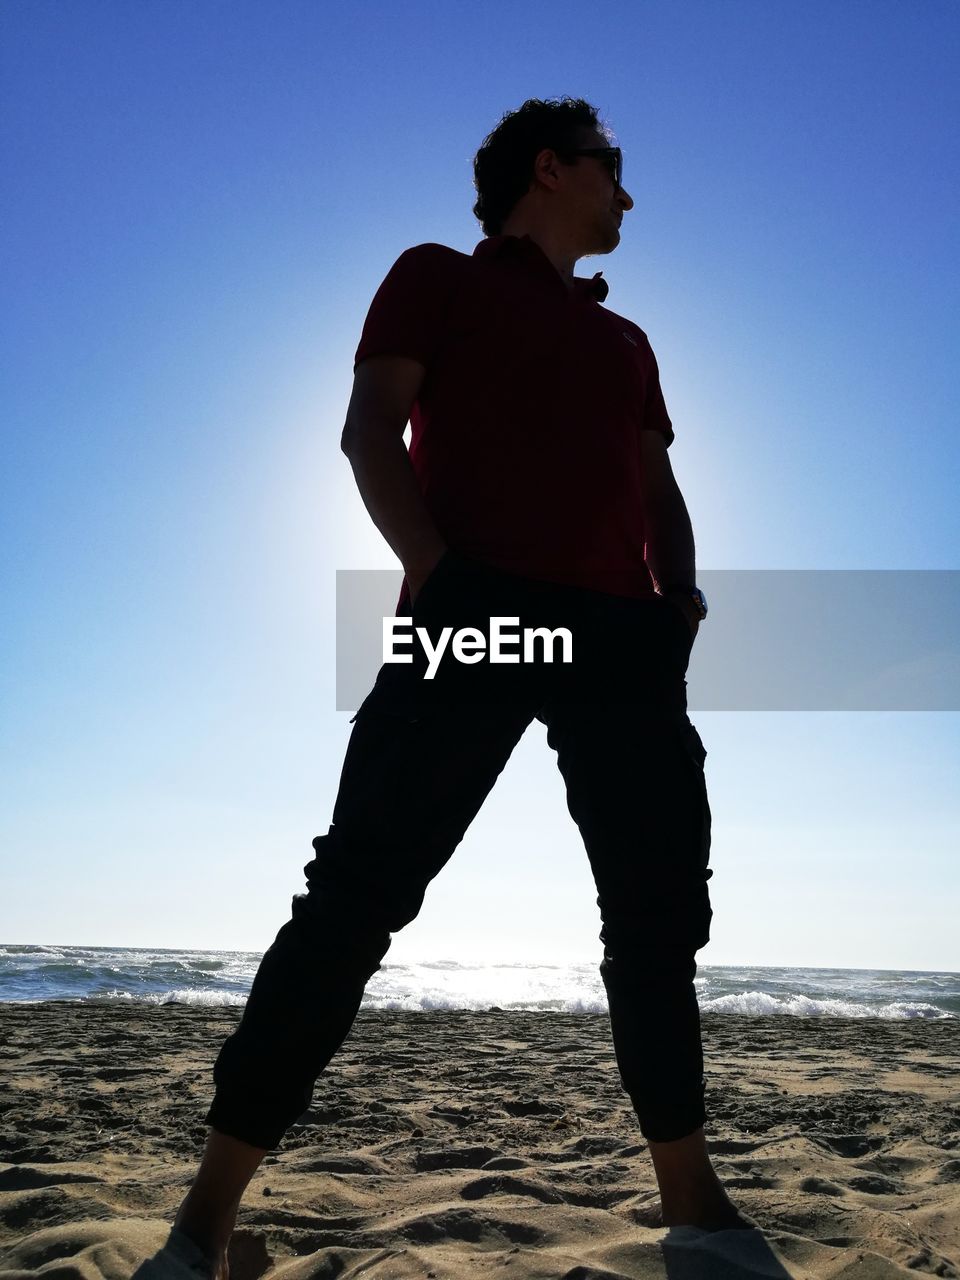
[0,1002,958,1279]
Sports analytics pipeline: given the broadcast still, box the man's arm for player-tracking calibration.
[640,428,701,635]
[340,355,447,602]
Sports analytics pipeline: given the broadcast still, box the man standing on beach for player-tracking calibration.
[173,96,755,1271]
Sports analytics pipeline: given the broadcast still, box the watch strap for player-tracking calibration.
[661,583,708,621]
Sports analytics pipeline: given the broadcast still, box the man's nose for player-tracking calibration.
[617,186,635,211]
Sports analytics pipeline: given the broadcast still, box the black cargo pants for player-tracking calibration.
[206,551,714,1148]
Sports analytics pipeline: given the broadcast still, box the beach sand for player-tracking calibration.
[0,1002,958,1279]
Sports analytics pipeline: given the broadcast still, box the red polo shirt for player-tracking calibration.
[353,234,674,602]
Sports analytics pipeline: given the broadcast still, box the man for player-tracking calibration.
[173,97,754,1274]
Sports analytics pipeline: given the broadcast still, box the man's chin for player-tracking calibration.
[581,229,620,259]
[603,220,622,249]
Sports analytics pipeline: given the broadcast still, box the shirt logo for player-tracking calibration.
[622,331,638,347]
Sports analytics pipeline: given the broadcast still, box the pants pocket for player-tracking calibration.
[681,720,707,768]
[411,549,461,617]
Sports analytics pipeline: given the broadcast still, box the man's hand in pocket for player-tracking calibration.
[407,545,449,606]
[664,588,701,642]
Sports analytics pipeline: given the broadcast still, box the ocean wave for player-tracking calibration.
[88,988,249,1007]
[2,987,955,1018]
[701,990,956,1019]
[1,946,958,1018]
[362,994,609,1013]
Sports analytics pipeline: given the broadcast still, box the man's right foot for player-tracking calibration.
[169,1221,230,1280]
[660,1186,759,1232]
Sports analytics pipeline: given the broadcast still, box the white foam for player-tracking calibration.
[92,988,249,1007]
[701,990,953,1019]
[363,992,608,1013]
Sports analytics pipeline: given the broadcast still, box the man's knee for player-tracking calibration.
[282,830,429,982]
[596,883,713,968]
[597,923,704,991]
[304,828,435,933]
[281,892,392,984]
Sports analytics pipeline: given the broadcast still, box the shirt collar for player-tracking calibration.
[473,233,609,303]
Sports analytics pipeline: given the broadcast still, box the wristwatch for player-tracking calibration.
[661,583,708,621]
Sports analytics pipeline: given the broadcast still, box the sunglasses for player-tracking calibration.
[557,145,623,190]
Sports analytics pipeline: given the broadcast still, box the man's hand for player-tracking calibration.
[342,357,450,590]
[407,544,448,606]
[664,588,701,641]
[639,432,699,627]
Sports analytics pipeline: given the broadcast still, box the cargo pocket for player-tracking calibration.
[679,719,714,926]
[682,720,707,770]
[350,664,425,725]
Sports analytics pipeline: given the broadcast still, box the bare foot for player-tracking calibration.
[648,1126,759,1233]
[660,1185,759,1232]
[171,1129,265,1280]
[168,1224,230,1280]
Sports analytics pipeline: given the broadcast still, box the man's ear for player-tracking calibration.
[533,147,563,191]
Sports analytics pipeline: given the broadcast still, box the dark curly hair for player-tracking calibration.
[473,97,611,237]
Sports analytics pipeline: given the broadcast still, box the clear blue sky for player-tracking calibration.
[2,0,958,970]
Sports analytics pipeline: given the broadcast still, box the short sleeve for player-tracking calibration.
[641,342,675,447]
[353,243,459,372]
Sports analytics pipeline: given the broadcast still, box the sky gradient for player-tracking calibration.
[2,0,958,971]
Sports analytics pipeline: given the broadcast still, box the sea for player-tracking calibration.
[0,945,957,1018]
